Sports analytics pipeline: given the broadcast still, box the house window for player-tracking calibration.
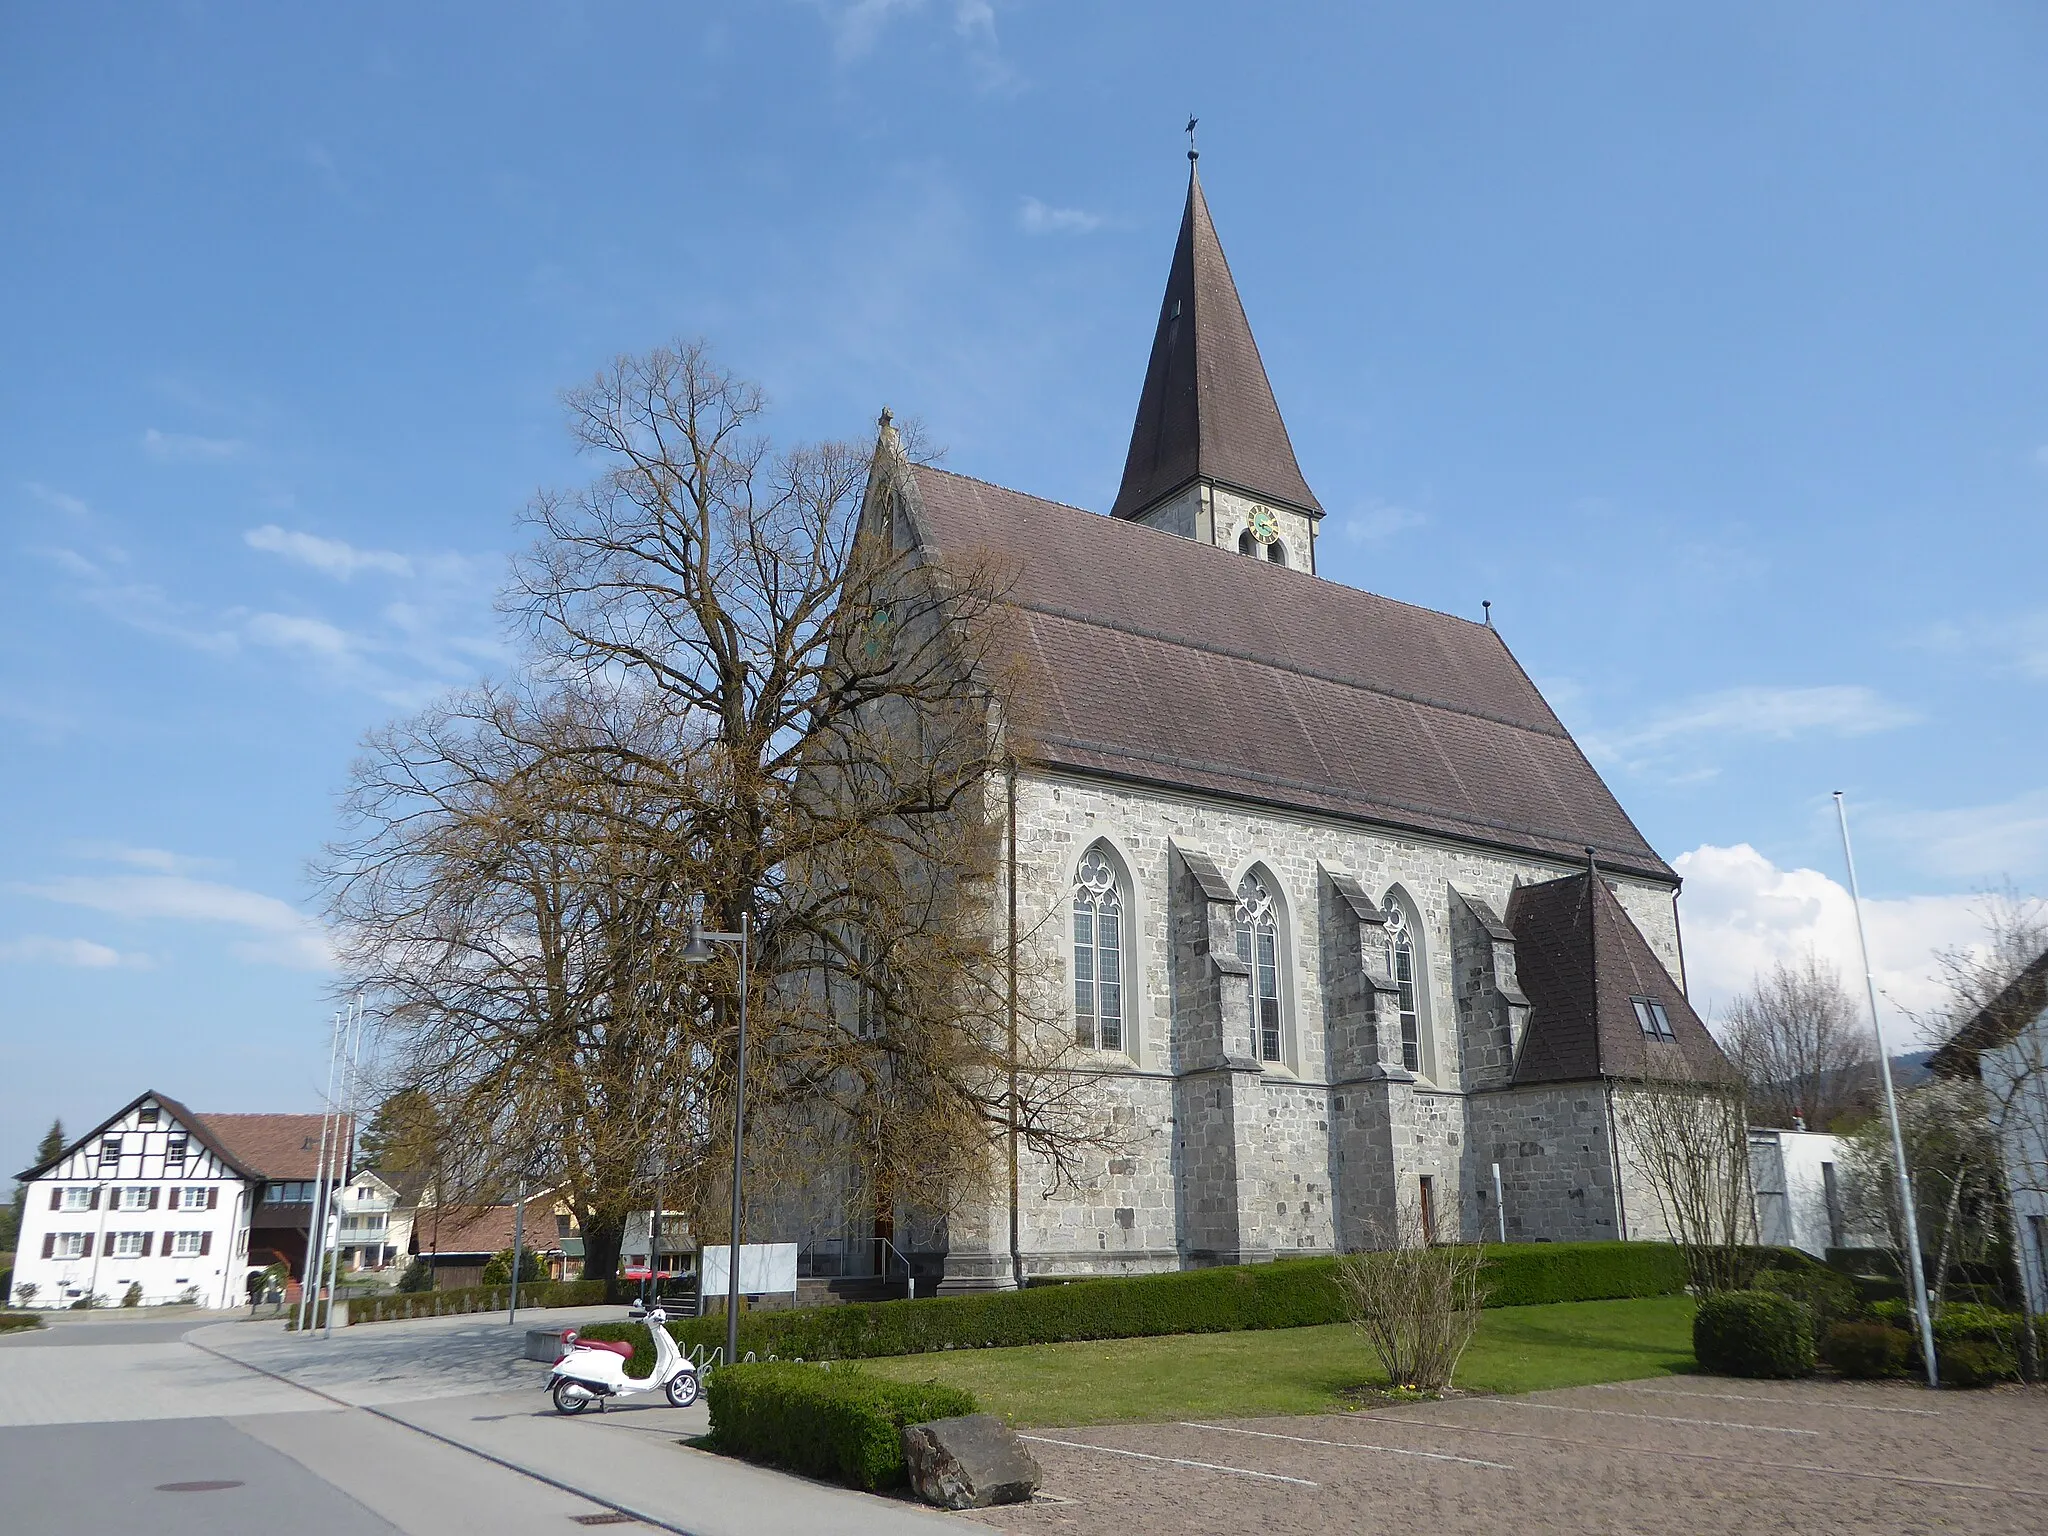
[111,1231,146,1258]
[182,1187,211,1210]
[165,1136,188,1168]
[266,1181,313,1204]
[1235,872,1283,1063]
[1072,846,1127,1052]
[172,1231,206,1257]
[1385,899,1422,1073]
[1631,997,1676,1041]
[340,1214,387,1235]
[99,1136,122,1166]
[54,1233,87,1259]
[61,1188,92,1212]
[118,1186,152,1211]
[138,1106,159,1126]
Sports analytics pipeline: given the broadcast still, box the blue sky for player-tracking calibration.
[4,3,2046,1172]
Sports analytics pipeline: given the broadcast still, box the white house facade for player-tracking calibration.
[11,1091,346,1309]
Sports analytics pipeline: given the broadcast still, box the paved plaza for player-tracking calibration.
[3,1306,2043,1535]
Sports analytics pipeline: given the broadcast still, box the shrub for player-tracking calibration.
[1819,1321,1914,1379]
[583,1241,1691,1367]
[481,1247,544,1286]
[705,1362,975,1489]
[1694,1291,1815,1378]
[121,1283,143,1309]
[1937,1340,2011,1389]
[1754,1264,1862,1330]
[395,1258,434,1294]
[1337,1208,1487,1391]
[348,1277,606,1323]
[0,1313,43,1334]
[11,1282,37,1307]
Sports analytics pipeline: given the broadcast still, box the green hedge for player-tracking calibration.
[0,1313,42,1334]
[704,1362,976,1489]
[348,1278,607,1324]
[582,1241,1692,1366]
[1694,1291,1816,1378]
[1819,1321,1914,1378]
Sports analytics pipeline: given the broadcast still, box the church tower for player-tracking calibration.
[1110,154,1325,573]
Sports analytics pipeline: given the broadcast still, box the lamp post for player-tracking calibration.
[681,914,750,1368]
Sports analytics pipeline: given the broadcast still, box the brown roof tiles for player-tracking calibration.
[195,1113,351,1180]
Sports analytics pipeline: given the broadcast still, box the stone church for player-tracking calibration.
[850,159,1730,1290]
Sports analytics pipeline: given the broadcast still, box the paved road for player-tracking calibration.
[0,1306,956,1535]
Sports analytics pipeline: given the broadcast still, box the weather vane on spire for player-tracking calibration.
[1186,115,1199,163]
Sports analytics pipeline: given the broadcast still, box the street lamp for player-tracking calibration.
[681,914,750,1368]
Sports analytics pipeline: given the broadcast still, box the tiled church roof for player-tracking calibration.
[904,464,1673,882]
[1110,165,1323,522]
[1507,870,1728,1083]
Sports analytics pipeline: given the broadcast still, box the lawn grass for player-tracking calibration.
[859,1294,1696,1426]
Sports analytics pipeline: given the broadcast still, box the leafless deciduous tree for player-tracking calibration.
[1335,1205,1488,1393]
[1722,953,1874,1132]
[325,342,1108,1278]
[1839,1077,2004,1311]
[1616,1070,1759,1294]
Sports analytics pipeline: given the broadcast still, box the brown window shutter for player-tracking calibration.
[41,1234,54,1258]
[168,1188,179,1211]
[199,1231,212,1257]
[50,1188,61,1211]
[164,1230,175,1254]
[207,1188,218,1210]
[149,1187,160,1210]
[141,1232,153,1257]
[81,1233,94,1258]
[89,1187,101,1210]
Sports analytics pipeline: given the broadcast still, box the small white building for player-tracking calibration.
[331,1171,410,1273]
[11,1090,344,1309]
[1748,1127,1860,1258]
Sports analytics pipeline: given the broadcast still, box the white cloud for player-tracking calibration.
[1673,842,1991,1044]
[1877,787,2048,884]
[1018,197,1103,236]
[1913,611,2048,682]
[15,873,332,972]
[26,482,93,519]
[65,842,221,876]
[142,427,246,462]
[1340,502,1430,543]
[246,611,355,657]
[1583,684,1917,774]
[245,524,414,579]
[811,0,1015,89]
[0,935,153,970]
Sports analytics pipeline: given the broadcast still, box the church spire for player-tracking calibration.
[1109,159,1323,527]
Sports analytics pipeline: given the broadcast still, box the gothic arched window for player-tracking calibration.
[1384,897,1421,1073]
[1267,541,1287,567]
[1235,872,1283,1063]
[1072,846,1126,1052]
[1237,528,1257,557]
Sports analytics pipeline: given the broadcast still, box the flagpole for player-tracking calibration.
[1833,792,1939,1387]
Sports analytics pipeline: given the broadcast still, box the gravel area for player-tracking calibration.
[969,1376,2048,1536]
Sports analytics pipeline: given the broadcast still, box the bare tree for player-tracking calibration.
[327,342,1108,1279]
[1839,1077,2003,1311]
[1616,1070,1759,1294]
[1722,953,1874,1131]
[1335,1205,1488,1393]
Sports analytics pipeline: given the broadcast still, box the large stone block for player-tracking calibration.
[902,1414,1042,1509]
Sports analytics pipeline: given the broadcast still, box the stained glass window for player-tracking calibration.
[1073,848,1125,1052]
[1235,873,1283,1063]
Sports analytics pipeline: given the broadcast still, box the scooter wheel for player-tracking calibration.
[553,1378,598,1415]
[665,1371,700,1408]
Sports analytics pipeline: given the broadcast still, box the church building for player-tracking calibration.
[855,157,1730,1289]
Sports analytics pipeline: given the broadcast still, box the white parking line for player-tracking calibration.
[1497,1400,1819,1436]
[1018,1434,1319,1488]
[1180,1421,1514,1470]
[1590,1383,1938,1417]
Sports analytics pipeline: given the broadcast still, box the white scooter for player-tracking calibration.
[547,1307,700,1413]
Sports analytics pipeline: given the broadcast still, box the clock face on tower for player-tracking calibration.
[1247,505,1279,544]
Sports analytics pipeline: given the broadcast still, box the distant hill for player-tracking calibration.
[1890,1050,1936,1089]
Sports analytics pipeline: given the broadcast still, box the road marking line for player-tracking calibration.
[1366,1415,2048,1500]
[1180,1421,1513,1470]
[1590,1384,1938,1417]
[1018,1434,1319,1487]
[1496,1400,1818,1435]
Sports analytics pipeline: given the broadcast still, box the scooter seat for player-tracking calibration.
[575,1338,633,1360]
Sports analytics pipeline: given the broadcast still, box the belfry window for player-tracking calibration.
[1385,899,1421,1073]
[1235,873,1283,1063]
[1237,529,1256,557]
[1072,847,1126,1052]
